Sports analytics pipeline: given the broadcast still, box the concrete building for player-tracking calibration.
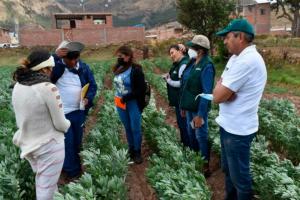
[237,0,272,35]
[19,13,145,47]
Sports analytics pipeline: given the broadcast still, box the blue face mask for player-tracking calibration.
[188,49,197,59]
[195,93,214,101]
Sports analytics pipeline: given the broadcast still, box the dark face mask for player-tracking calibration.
[117,57,126,66]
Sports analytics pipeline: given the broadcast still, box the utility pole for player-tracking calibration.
[14,18,19,44]
[80,0,85,12]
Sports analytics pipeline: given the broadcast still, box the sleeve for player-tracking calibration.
[166,78,180,88]
[41,83,70,133]
[178,64,187,79]
[50,54,64,84]
[197,64,215,118]
[221,61,252,92]
[166,63,187,88]
[84,65,97,107]
[122,68,146,103]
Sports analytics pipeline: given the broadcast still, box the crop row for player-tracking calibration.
[55,90,129,200]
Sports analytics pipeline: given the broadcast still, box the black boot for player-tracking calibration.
[128,148,134,160]
[133,150,143,164]
[203,163,211,178]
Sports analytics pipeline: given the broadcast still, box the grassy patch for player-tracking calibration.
[267,64,300,85]
[0,46,117,67]
[256,36,300,49]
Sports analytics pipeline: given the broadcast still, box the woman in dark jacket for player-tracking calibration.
[113,45,146,164]
[163,44,190,147]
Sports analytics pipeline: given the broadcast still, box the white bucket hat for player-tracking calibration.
[186,35,210,50]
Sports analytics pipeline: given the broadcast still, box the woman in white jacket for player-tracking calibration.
[12,49,70,200]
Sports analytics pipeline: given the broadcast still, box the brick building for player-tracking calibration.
[0,27,11,44]
[237,0,271,35]
[19,13,145,47]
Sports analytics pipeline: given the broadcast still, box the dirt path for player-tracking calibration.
[153,90,177,127]
[85,74,156,199]
[124,133,157,200]
[100,75,157,200]
[84,76,112,134]
[206,154,225,200]
[152,88,225,200]
[264,93,300,114]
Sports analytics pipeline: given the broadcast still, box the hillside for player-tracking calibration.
[0,0,177,30]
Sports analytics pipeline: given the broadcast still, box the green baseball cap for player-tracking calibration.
[216,19,255,37]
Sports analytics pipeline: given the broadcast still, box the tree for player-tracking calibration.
[176,0,235,52]
[272,0,300,37]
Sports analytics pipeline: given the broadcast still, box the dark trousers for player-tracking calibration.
[175,106,189,147]
[63,110,85,177]
[220,127,255,200]
[187,111,209,161]
[185,111,199,152]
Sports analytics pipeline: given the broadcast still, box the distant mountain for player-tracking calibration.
[0,0,177,30]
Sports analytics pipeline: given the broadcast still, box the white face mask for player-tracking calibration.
[188,49,198,59]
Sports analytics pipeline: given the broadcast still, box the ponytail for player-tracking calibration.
[13,58,32,82]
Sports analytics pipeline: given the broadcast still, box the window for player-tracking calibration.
[93,18,106,25]
[70,20,76,28]
[248,6,252,12]
[260,9,265,15]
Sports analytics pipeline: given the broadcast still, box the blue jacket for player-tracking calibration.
[51,54,97,113]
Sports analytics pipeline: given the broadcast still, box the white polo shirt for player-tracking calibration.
[216,45,267,135]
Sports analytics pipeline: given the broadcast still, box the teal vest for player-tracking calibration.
[167,56,189,106]
[180,56,214,111]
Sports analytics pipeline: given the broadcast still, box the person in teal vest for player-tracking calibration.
[163,44,190,147]
[180,35,215,177]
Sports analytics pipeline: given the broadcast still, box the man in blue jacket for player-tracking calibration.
[51,41,97,180]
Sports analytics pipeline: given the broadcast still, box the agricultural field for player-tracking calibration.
[0,40,299,200]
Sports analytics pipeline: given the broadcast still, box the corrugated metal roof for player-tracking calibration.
[239,0,272,6]
[255,0,272,4]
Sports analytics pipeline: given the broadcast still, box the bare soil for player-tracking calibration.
[124,133,157,200]
[107,78,157,200]
[85,73,157,200]
[84,75,112,134]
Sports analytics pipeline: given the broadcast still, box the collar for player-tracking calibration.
[62,59,80,70]
[235,45,256,59]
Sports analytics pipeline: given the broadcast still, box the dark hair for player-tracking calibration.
[65,51,80,60]
[233,31,254,43]
[113,45,134,73]
[191,45,209,55]
[168,44,180,53]
[115,45,134,59]
[13,49,51,81]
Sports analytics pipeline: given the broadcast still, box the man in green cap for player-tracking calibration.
[213,19,267,200]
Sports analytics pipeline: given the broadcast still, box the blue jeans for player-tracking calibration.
[175,107,189,147]
[117,100,142,151]
[63,110,85,177]
[186,111,198,151]
[186,111,209,161]
[220,127,255,200]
